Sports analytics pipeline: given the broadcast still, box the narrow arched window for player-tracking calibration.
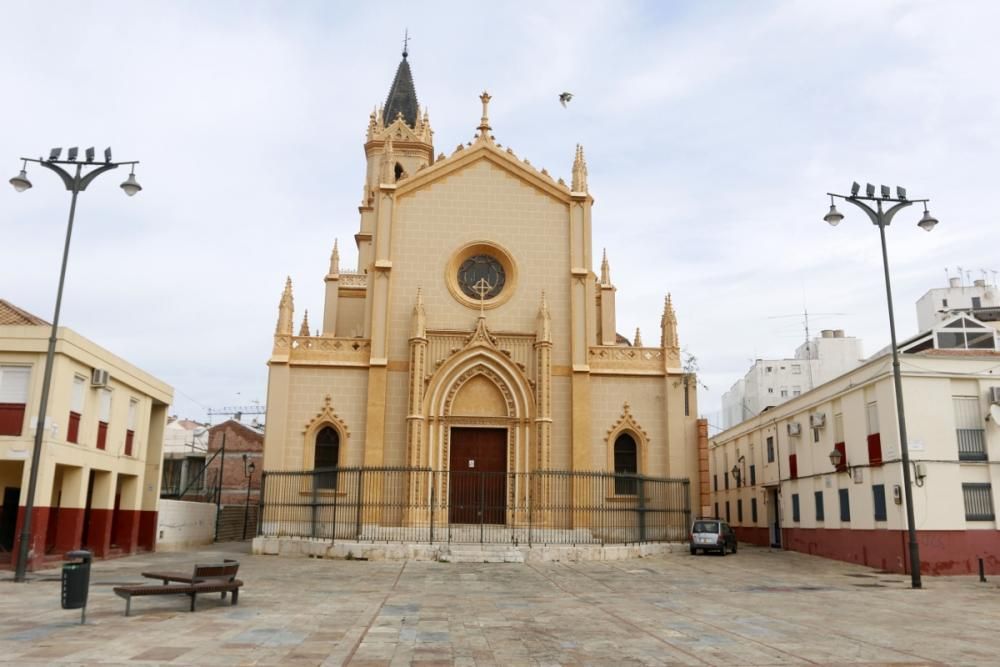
[394,162,404,181]
[315,426,340,489]
[614,433,638,495]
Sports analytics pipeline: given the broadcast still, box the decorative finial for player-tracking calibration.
[661,293,678,350]
[477,91,492,140]
[276,276,294,335]
[536,291,552,342]
[634,327,643,347]
[572,144,588,192]
[329,239,340,275]
[299,310,311,337]
[410,287,426,339]
[402,29,410,59]
[600,248,611,285]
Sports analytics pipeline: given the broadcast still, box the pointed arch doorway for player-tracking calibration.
[449,427,507,524]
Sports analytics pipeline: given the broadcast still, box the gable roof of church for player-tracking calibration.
[383,54,419,128]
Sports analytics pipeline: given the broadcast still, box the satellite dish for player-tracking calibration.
[990,404,1000,424]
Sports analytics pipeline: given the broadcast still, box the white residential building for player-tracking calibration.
[721,330,865,429]
[916,276,1000,332]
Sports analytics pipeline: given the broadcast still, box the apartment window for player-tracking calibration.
[68,375,85,444]
[792,386,801,396]
[97,387,112,450]
[725,501,731,523]
[839,488,851,522]
[0,365,31,436]
[766,366,773,373]
[972,296,982,309]
[791,364,801,375]
[749,464,756,486]
[963,484,994,521]
[866,402,883,466]
[954,397,986,460]
[125,398,139,456]
[812,427,820,443]
[766,436,775,463]
[767,387,774,394]
[789,454,798,479]
[737,499,743,523]
[751,497,758,523]
[780,387,788,398]
[791,493,800,522]
[833,412,847,472]
[814,490,824,522]
[724,472,729,490]
[942,298,948,307]
[872,484,887,521]
[714,502,719,519]
[713,474,718,492]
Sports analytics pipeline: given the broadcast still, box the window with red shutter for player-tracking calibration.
[867,433,883,466]
[789,453,798,479]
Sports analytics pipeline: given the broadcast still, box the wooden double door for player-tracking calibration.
[448,428,507,524]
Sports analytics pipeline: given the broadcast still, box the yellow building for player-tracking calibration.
[0,299,172,570]
[262,53,702,540]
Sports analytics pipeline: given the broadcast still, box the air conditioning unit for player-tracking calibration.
[787,422,802,436]
[810,413,826,428]
[989,387,1000,404]
[90,368,109,387]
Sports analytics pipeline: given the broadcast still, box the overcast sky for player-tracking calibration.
[3,1,998,429]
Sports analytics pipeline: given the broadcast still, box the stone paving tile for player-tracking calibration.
[2,542,1000,665]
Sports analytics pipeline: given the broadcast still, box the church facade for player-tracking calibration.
[262,54,703,527]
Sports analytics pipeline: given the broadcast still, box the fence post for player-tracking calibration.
[331,470,339,544]
[637,476,646,543]
[256,471,267,539]
[310,470,319,538]
[479,472,485,544]
[354,468,364,539]
[429,473,435,545]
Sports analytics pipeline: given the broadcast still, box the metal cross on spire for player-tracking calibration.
[472,277,494,316]
[402,29,410,58]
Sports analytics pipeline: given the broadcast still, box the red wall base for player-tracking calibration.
[734,526,770,547]
[781,527,1000,576]
[85,508,113,557]
[137,510,158,551]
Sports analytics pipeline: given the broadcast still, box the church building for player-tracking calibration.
[262,51,703,531]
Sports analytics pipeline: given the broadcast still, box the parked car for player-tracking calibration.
[689,518,737,555]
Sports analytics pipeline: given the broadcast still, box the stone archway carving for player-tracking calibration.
[605,401,650,475]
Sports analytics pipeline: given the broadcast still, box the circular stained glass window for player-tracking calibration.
[457,254,506,299]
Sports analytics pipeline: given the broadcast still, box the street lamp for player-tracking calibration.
[824,182,936,590]
[9,147,141,582]
[242,453,256,541]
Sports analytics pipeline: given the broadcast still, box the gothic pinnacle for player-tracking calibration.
[600,248,611,285]
[330,239,340,275]
[299,310,311,337]
[634,327,643,347]
[572,144,588,192]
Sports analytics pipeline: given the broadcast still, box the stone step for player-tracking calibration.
[440,546,524,563]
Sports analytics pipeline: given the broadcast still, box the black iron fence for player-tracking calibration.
[257,467,690,545]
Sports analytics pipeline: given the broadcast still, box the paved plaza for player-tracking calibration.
[1,542,998,666]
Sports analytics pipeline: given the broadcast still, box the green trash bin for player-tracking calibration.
[61,550,92,623]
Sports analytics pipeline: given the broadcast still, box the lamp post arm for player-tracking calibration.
[34,160,75,191]
[880,200,914,227]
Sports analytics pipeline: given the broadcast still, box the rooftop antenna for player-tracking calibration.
[957,266,964,287]
[992,270,998,287]
[944,267,950,284]
[402,28,410,58]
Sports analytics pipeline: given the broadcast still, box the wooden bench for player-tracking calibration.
[113,561,243,616]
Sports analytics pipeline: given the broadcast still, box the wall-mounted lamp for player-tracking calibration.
[828,447,851,473]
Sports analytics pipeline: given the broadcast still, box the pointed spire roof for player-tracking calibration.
[383,51,419,129]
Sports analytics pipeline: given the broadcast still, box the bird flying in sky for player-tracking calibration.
[559,92,573,108]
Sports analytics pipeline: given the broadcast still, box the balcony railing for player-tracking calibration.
[258,467,691,546]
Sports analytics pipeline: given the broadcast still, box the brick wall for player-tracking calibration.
[205,421,263,506]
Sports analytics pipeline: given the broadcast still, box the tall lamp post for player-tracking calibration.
[241,453,256,541]
[9,148,142,582]
[823,182,938,590]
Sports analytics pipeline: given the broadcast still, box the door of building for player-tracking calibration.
[0,487,19,552]
[449,428,506,524]
[767,487,781,548]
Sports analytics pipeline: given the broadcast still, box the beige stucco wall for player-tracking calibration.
[155,499,216,551]
[0,325,173,510]
[710,353,1000,532]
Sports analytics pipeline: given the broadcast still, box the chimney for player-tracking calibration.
[821,329,834,338]
[949,277,961,288]
[974,279,986,288]
[834,329,845,338]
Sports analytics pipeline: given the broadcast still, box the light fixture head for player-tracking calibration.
[850,181,860,196]
[880,185,890,198]
[896,186,907,200]
[67,147,78,161]
[85,147,95,163]
[49,148,62,161]
[104,147,112,163]
[918,207,938,232]
[824,203,844,227]
[828,448,844,468]
[248,461,256,474]
[9,163,32,192]
[866,183,876,197]
[120,170,142,197]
